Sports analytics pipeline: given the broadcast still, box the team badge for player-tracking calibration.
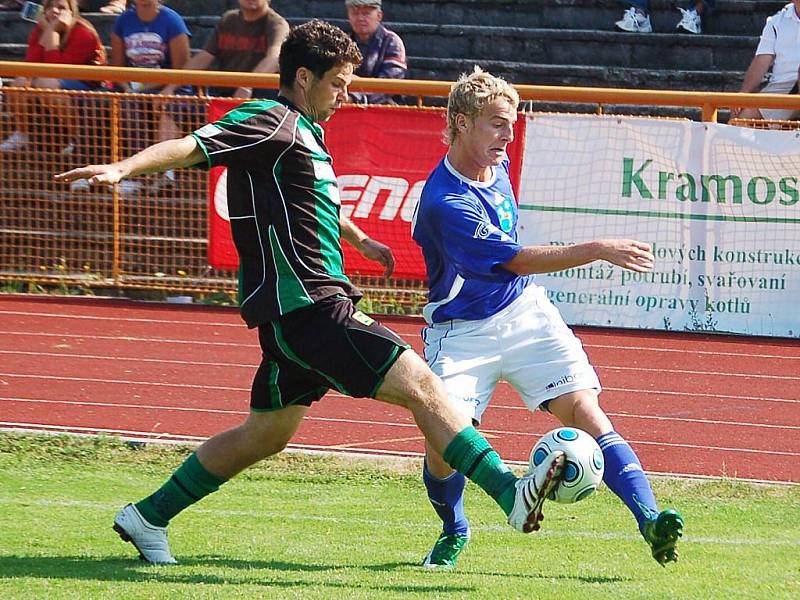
[493,192,516,233]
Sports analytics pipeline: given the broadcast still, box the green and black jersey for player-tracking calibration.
[192,98,361,327]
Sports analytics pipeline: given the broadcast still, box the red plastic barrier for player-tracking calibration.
[208,101,525,279]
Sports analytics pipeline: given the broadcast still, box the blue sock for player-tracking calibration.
[596,431,659,534]
[422,460,470,536]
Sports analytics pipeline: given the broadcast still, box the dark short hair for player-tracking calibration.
[279,20,362,88]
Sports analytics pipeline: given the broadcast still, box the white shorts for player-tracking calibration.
[422,284,601,425]
[759,81,800,121]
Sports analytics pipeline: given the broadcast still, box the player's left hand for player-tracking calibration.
[600,239,654,273]
[359,238,395,278]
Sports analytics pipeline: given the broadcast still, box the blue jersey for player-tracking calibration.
[412,155,532,324]
[113,7,190,70]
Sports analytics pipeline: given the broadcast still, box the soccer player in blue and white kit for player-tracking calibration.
[412,67,684,568]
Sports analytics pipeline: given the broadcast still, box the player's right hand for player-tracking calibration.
[54,165,125,186]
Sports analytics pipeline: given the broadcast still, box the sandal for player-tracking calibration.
[99,0,127,14]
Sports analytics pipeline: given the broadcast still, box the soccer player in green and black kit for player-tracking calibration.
[56,19,566,565]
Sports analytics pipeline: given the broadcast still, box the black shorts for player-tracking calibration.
[251,295,411,411]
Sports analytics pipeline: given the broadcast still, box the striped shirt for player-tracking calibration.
[192,98,361,327]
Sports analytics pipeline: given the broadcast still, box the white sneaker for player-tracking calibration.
[0,131,29,152]
[113,503,177,564]
[148,170,176,194]
[615,7,653,33]
[69,178,90,192]
[118,179,143,195]
[507,450,566,533]
[676,7,702,34]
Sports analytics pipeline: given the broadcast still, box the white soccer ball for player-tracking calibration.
[529,427,604,504]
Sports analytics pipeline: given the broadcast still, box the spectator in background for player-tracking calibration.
[0,0,106,153]
[615,1,715,34]
[345,0,407,105]
[732,0,800,121]
[111,0,190,93]
[110,0,190,192]
[161,0,289,100]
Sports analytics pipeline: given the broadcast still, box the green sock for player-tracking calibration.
[443,426,518,516]
[135,452,227,527]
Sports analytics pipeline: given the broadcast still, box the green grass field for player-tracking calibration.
[1,433,797,599]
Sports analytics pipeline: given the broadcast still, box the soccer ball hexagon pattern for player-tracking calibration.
[529,427,604,504]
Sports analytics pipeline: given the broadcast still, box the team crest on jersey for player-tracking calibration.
[493,192,516,233]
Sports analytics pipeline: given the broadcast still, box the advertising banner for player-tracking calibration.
[207,101,526,279]
[518,114,799,337]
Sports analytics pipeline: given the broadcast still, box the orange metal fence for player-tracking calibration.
[1,62,800,302]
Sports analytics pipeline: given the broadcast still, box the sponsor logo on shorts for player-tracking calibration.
[545,373,576,390]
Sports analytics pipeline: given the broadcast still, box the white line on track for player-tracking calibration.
[0,373,250,392]
[584,342,800,361]
[602,386,800,405]
[0,330,256,348]
[3,311,799,361]
[4,396,799,432]
[3,366,796,406]
[0,310,241,328]
[3,345,798,390]
[0,349,257,369]
[2,407,798,457]
[601,365,800,381]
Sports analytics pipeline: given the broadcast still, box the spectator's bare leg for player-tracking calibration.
[0,76,31,147]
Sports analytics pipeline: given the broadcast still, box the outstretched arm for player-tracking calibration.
[503,239,654,275]
[54,135,205,185]
[339,214,395,277]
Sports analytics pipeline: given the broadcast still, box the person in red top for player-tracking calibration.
[0,0,106,153]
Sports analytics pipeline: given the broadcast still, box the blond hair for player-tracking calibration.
[445,66,519,145]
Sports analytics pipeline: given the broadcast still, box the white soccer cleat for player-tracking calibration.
[507,450,566,533]
[676,7,702,34]
[113,503,177,564]
[615,7,653,33]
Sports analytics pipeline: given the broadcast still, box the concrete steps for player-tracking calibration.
[0,1,779,96]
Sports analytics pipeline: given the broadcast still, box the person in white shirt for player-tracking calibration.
[733,1,800,120]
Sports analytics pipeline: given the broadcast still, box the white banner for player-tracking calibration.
[518,114,800,337]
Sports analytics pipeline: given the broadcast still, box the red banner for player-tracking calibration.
[207,101,526,279]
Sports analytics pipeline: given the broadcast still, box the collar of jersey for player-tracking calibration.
[276,94,324,138]
[443,155,497,188]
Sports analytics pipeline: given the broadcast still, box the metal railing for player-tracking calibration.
[2,61,799,303]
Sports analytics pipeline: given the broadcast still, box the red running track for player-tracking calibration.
[1,294,799,484]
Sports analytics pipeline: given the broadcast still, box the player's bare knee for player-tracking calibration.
[549,390,610,436]
[405,369,447,412]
